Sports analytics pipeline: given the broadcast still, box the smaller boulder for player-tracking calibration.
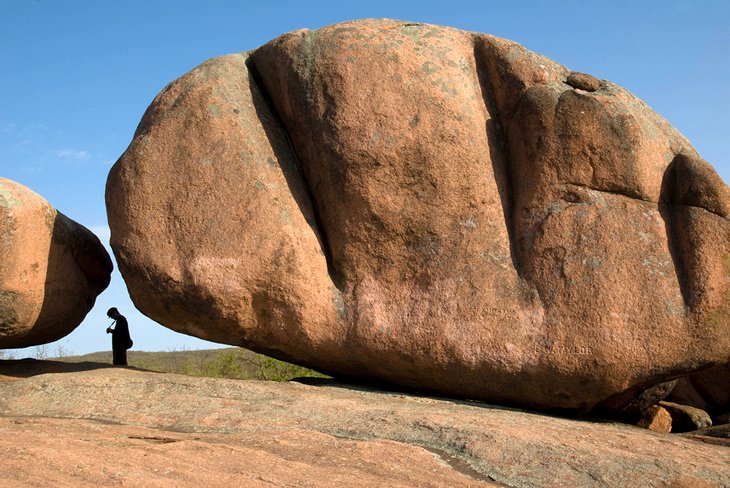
[565,71,601,91]
[659,401,712,433]
[618,380,678,417]
[634,405,672,433]
[0,178,112,348]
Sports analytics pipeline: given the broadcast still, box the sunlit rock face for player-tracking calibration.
[106,19,730,413]
[0,177,112,348]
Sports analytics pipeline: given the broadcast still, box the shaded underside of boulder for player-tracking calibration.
[669,363,730,421]
[1,178,112,347]
[106,19,730,413]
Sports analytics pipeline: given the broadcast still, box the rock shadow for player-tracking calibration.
[472,41,522,276]
[293,376,594,422]
[0,358,117,379]
[658,155,692,307]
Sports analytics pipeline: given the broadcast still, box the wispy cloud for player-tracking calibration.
[57,148,91,162]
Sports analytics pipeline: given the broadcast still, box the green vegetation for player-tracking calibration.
[54,347,330,382]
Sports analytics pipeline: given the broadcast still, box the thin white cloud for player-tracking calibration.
[57,148,91,162]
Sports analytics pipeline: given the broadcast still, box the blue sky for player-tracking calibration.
[1,0,728,356]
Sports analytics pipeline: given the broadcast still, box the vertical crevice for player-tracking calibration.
[659,155,692,307]
[472,37,522,277]
[244,55,339,285]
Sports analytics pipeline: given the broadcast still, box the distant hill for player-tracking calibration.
[56,347,329,382]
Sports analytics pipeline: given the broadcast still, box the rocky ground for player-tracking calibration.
[0,360,728,487]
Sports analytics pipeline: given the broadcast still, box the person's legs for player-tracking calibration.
[112,348,128,366]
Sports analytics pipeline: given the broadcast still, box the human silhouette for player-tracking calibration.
[106,307,132,366]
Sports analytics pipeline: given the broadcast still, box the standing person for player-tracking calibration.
[106,307,132,366]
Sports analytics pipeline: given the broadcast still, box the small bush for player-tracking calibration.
[253,354,329,381]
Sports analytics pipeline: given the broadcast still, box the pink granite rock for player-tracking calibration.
[1,178,112,347]
[106,19,730,412]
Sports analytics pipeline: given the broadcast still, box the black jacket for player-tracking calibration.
[111,316,131,350]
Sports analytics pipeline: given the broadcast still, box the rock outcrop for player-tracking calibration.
[106,19,730,413]
[0,363,728,487]
[0,178,112,347]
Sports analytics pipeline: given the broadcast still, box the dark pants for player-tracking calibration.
[113,348,127,366]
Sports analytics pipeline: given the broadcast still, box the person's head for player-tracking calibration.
[107,307,120,319]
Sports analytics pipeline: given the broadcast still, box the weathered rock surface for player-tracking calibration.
[106,19,730,413]
[1,178,112,347]
[0,362,728,487]
[689,423,730,445]
[0,417,500,488]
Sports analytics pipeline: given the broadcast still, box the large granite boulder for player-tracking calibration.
[0,178,112,347]
[106,19,730,413]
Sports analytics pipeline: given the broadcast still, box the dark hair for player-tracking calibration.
[107,307,118,317]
